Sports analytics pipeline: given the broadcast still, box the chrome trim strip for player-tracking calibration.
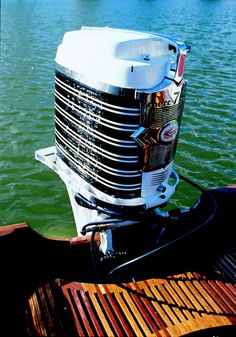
[55,76,140,114]
[55,117,139,163]
[56,142,141,191]
[55,90,139,131]
[55,130,141,177]
[55,103,137,148]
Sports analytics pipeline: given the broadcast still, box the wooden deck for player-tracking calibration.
[26,252,236,336]
[1,190,236,337]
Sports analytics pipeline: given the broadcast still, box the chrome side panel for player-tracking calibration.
[133,80,187,172]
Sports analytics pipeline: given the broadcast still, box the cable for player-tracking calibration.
[178,174,206,193]
[108,176,218,280]
[90,228,101,283]
[75,193,136,219]
[76,174,218,281]
[76,192,166,230]
[81,218,124,235]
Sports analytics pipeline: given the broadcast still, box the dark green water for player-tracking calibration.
[1,0,236,237]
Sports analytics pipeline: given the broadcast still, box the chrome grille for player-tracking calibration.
[55,71,142,198]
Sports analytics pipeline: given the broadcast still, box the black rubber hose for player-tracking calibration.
[108,177,218,280]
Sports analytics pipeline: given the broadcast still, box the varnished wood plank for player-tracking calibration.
[162,281,197,327]
[144,280,174,329]
[207,280,236,314]
[94,284,124,337]
[37,286,56,336]
[161,304,180,326]
[122,287,153,337]
[134,281,171,337]
[166,315,234,337]
[30,248,235,337]
[183,279,204,311]
[215,280,236,305]
[176,280,203,313]
[194,272,233,315]
[89,291,114,337]
[157,283,176,306]
[28,292,47,336]
[25,305,35,336]
[103,284,134,337]
[111,285,144,336]
[182,309,193,321]
[191,273,222,313]
[45,282,65,335]
[61,285,86,336]
[184,274,214,313]
[172,307,186,324]
[78,288,104,336]
[170,279,195,310]
[0,223,28,236]
[145,280,166,302]
[147,278,177,324]
[177,312,202,337]
[164,281,186,308]
[225,282,236,295]
[126,282,163,337]
[30,271,236,337]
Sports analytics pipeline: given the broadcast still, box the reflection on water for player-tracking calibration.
[1,0,236,237]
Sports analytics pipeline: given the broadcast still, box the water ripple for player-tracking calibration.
[1,0,236,236]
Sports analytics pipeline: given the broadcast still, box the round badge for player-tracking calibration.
[160,120,179,142]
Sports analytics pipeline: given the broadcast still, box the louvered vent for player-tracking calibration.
[55,71,142,199]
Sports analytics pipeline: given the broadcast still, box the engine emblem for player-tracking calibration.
[160,120,179,142]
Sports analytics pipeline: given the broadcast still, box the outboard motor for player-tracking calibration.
[35,27,190,255]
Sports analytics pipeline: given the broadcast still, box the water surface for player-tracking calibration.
[1,0,236,237]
